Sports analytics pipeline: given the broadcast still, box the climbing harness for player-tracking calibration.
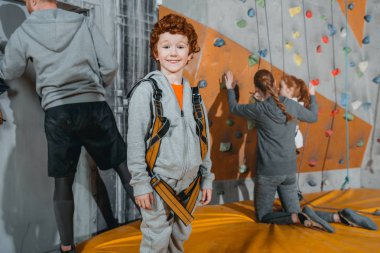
[127,77,208,226]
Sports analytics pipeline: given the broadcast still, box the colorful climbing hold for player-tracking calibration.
[307,179,317,187]
[358,61,368,72]
[343,113,354,121]
[289,6,301,17]
[235,131,243,139]
[248,53,260,67]
[325,129,333,137]
[364,14,372,23]
[293,53,303,66]
[285,42,294,50]
[322,35,329,44]
[372,76,380,84]
[198,80,207,88]
[214,38,225,47]
[349,62,356,67]
[377,138,380,143]
[247,8,256,17]
[328,24,337,36]
[342,47,351,55]
[308,160,317,167]
[331,68,341,77]
[310,79,320,86]
[331,109,340,116]
[292,31,300,39]
[339,159,345,165]
[220,142,232,152]
[305,10,312,19]
[226,119,235,127]
[340,92,349,107]
[239,164,248,173]
[320,15,327,22]
[362,36,370,44]
[348,3,354,10]
[351,100,362,110]
[237,19,247,28]
[356,69,364,78]
[256,0,265,8]
[258,49,268,58]
[356,140,365,147]
[316,45,322,53]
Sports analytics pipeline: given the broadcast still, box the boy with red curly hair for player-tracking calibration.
[127,14,214,252]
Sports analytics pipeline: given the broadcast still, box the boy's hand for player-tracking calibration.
[135,192,154,210]
[225,71,236,90]
[200,188,212,205]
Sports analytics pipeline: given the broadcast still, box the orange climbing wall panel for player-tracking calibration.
[337,0,367,47]
[159,6,372,180]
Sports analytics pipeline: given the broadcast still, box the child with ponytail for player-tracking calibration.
[225,69,334,232]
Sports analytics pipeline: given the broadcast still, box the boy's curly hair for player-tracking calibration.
[150,14,200,59]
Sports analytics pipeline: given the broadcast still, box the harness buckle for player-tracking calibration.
[151,173,161,187]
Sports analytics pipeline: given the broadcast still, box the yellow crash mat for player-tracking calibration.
[78,188,380,253]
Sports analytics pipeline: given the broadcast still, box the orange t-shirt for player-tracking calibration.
[171,84,183,110]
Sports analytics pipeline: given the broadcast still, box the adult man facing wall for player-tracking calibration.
[0,0,134,252]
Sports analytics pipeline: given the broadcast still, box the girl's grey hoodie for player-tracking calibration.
[127,71,214,197]
[0,9,117,110]
[228,89,318,176]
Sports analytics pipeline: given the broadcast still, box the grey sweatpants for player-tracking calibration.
[140,175,197,253]
[254,174,301,224]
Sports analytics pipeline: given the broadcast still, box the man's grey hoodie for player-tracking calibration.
[228,89,318,176]
[127,71,214,197]
[0,9,117,110]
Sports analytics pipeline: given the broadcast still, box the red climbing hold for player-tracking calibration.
[306,10,312,18]
[316,45,322,53]
[331,109,339,116]
[377,138,380,143]
[325,129,333,137]
[331,68,341,77]
[310,79,320,86]
[309,160,317,167]
[322,35,329,44]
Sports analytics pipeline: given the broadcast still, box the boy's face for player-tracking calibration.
[155,32,192,78]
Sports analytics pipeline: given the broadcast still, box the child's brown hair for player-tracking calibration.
[150,14,200,59]
[282,75,311,108]
[254,69,293,121]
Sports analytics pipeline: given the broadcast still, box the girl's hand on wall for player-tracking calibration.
[225,71,236,89]
[135,192,154,210]
[309,85,315,96]
[200,189,212,205]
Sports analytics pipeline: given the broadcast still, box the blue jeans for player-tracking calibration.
[254,174,301,224]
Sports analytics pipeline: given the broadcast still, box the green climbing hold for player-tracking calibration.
[343,47,351,55]
[356,68,364,78]
[256,0,265,8]
[343,113,354,121]
[220,142,232,152]
[236,19,247,28]
[247,119,255,130]
[248,53,260,67]
[226,119,235,127]
[356,140,365,147]
[320,15,327,22]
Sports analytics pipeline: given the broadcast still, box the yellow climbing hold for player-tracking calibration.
[292,31,300,39]
[294,53,303,66]
[289,6,301,17]
[285,42,294,50]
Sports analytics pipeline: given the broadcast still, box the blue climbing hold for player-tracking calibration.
[328,24,337,36]
[348,3,354,10]
[349,62,356,68]
[362,36,370,44]
[339,159,345,165]
[340,92,349,107]
[248,8,256,17]
[198,80,207,88]
[258,49,268,58]
[214,38,225,47]
[373,76,380,84]
[364,14,372,23]
[362,102,371,111]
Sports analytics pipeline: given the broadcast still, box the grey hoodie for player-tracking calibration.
[0,9,117,110]
[228,89,318,176]
[127,71,214,197]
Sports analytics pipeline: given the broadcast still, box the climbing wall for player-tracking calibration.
[161,0,380,202]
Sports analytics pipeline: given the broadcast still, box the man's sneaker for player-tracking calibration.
[338,208,378,230]
[299,206,335,233]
